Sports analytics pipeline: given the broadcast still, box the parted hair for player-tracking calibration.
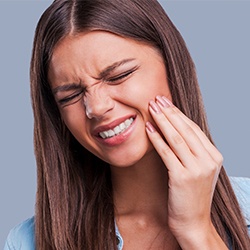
[30,0,250,249]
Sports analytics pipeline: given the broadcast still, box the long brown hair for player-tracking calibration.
[30,0,250,249]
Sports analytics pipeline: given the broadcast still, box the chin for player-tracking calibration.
[110,160,141,168]
[104,154,143,168]
[103,145,153,168]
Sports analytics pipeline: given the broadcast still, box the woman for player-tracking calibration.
[4,0,250,249]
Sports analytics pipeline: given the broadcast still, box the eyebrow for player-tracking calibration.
[52,58,136,95]
[98,58,136,79]
[52,82,82,95]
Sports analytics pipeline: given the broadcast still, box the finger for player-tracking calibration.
[161,96,223,165]
[149,101,197,167]
[154,96,207,158]
[145,121,184,174]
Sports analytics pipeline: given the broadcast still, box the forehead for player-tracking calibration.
[48,31,163,85]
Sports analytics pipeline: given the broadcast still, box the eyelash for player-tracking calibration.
[57,67,138,106]
[106,67,138,83]
[58,90,84,105]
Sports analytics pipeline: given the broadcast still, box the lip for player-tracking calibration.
[93,115,137,147]
[92,114,136,135]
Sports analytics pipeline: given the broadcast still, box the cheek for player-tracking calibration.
[111,68,171,108]
[60,105,87,137]
[62,110,96,153]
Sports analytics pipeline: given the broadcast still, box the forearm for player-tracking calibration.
[176,223,228,250]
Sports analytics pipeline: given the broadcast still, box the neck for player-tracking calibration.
[111,150,169,222]
[110,151,181,249]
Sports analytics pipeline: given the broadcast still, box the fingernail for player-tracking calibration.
[149,100,161,114]
[156,95,170,108]
[162,96,173,106]
[146,121,156,133]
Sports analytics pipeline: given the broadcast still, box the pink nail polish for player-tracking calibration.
[146,122,156,133]
[149,100,161,114]
[162,96,173,106]
[156,95,170,108]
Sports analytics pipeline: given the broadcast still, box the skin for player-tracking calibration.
[49,31,227,249]
[49,31,171,167]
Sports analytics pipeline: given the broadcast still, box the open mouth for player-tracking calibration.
[99,117,135,139]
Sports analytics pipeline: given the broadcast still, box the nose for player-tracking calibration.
[84,86,115,119]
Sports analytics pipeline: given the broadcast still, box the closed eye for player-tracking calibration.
[106,66,139,84]
[58,90,84,106]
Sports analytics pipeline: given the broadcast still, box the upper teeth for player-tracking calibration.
[99,118,134,139]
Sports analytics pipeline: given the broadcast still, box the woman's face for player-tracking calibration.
[49,31,171,167]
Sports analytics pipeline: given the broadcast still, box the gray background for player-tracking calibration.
[0,0,249,247]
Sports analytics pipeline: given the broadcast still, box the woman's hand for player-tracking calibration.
[146,96,227,249]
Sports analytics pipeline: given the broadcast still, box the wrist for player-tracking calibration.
[174,222,228,250]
